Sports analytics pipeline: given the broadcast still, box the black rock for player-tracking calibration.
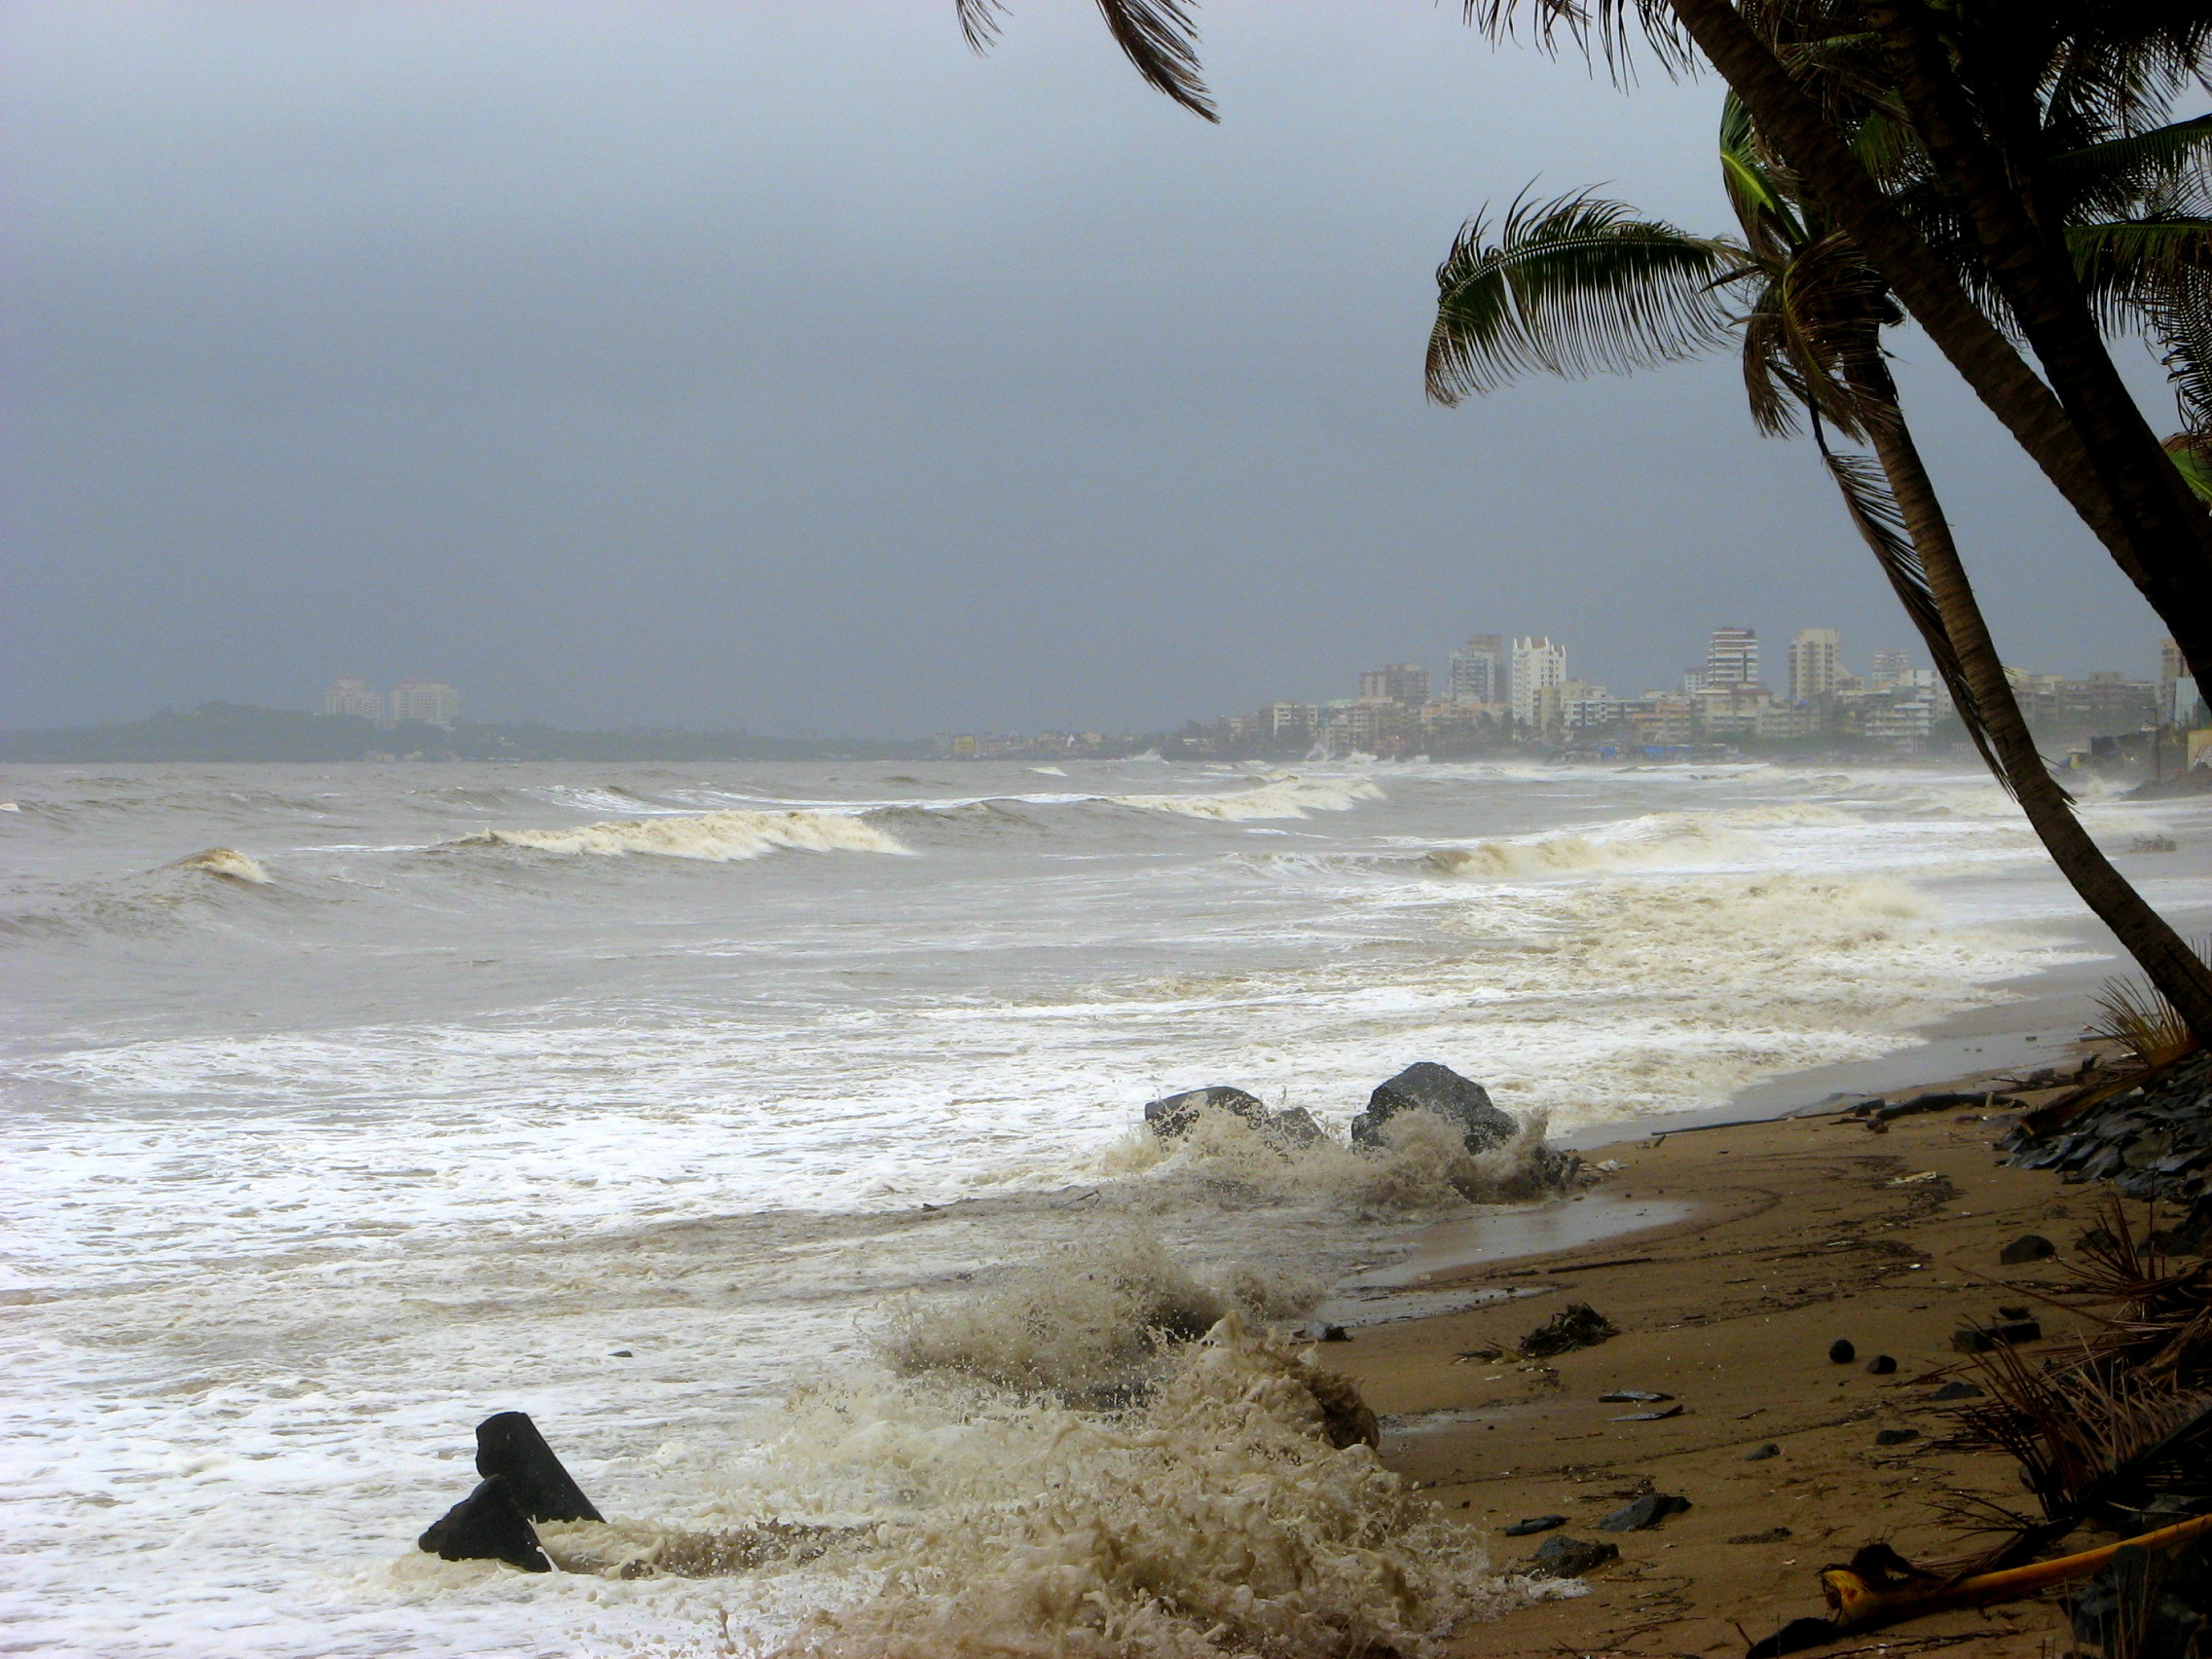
[1349,1061,1515,1154]
[1503,1514,1567,1536]
[1311,1323,1349,1343]
[1952,1327,1997,1354]
[1598,1492,1690,1531]
[1598,1390,1674,1403]
[1996,1317,2043,1345]
[1865,1354,1898,1375]
[1530,1533,1620,1577]
[1144,1086,1267,1139]
[1610,1404,1684,1421]
[1828,1339,1857,1364]
[1932,1381,1985,1401]
[1999,1234,2056,1266]
[1519,1302,1616,1358]
[1744,1442,1782,1461]
[1260,1106,1325,1148]
[418,1476,551,1571]
[475,1411,603,1525]
[1997,1305,2030,1319]
[1874,1427,1920,1446]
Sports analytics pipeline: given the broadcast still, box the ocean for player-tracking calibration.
[3,756,2204,1656]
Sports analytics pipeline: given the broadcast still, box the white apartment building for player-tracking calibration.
[1706,626,1760,689]
[389,682,461,724]
[1788,628,1843,704]
[1510,637,1567,728]
[322,679,386,720]
[1869,648,1912,690]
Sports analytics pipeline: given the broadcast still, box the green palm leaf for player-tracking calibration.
[1426,191,1748,404]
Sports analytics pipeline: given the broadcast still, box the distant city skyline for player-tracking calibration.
[2,4,2190,737]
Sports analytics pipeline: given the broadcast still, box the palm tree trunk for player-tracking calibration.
[1862,0,2212,676]
[1846,361,2212,1042]
[1659,0,2212,695]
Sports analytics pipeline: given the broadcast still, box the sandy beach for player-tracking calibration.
[1319,1051,2131,1658]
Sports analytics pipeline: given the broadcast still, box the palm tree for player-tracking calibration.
[1459,0,2212,697]
[1424,109,2212,1038]
[960,1,2212,692]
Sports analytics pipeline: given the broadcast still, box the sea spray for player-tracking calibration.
[536,1315,1548,1657]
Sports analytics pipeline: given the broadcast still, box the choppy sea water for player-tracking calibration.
[2,756,2205,1656]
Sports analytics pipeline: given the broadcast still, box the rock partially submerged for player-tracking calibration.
[476,1410,603,1523]
[1530,1533,1619,1576]
[1143,1088,1328,1152]
[419,1413,601,1570]
[1145,1086,1269,1138]
[419,1477,551,1572]
[1350,1062,1515,1155]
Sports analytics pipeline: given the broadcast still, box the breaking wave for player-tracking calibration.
[166,846,273,884]
[447,809,908,862]
[1113,775,1383,822]
[869,1228,1320,1398]
[1428,804,1849,879]
[522,1309,1547,1659]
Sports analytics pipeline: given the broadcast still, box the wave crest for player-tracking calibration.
[449,809,907,862]
[1429,804,1850,879]
[743,1315,1537,1658]
[166,847,272,884]
[1114,775,1383,822]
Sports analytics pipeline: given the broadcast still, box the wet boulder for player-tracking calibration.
[1144,1086,1268,1139]
[1349,1062,1515,1154]
[418,1476,551,1571]
[475,1411,603,1524]
[1260,1106,1326,1149]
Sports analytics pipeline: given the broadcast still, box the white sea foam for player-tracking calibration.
[451,808,908,861]
[626,1314,1544,1659]
[1114,775,1383,821]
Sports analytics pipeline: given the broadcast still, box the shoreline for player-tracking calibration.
[1323,1023,2139,1657]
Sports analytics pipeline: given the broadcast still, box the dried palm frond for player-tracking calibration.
[2091,967,2203,1069]
[1935,1349,2212,1569]
[2063,1197,2212,1384]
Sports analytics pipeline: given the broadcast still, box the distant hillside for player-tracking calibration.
[0,702,925,763]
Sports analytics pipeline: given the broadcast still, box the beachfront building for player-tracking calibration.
[1789,629,1843,705]
[1359,665,1431,707]
[1510,637,1566,728]
[322,679,386,720]
[1449,635,1503,704]
[1705,627,1760,689]
[1868,648,1912,690]
[388,681,461,725]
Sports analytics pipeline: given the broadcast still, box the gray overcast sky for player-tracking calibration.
[0,0,2186,736]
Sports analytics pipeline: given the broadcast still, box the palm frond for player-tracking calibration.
[1810,424,2009,787]
[955,0,1215,122]
[2048,116,2212,225]
[2091,964,2203,1069]
[1458,0,1698,84]
[1426,191,1747,403]
[2165,432,2212,501]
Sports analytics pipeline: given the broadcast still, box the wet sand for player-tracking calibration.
[1327,1061,2123,1657]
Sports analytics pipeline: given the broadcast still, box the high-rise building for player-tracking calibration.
[1510,637,1567,727]
[322,679,386,720]
[389,682,461,725]
[1869,648,1911,690]
[1788,628,1843,704]
[1449,634,1503,705]
[1358,665,1430,706]
[1706,626,1760,689]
